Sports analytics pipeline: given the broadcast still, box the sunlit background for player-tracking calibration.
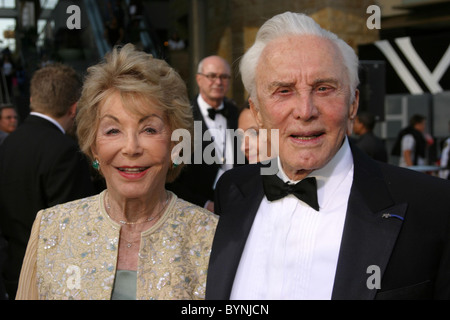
[0,0,58,52]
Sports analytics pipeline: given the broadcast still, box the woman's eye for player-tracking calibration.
[144,127,157,134]
[106,128,120,135]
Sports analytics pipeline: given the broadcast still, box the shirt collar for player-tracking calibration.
[276,137,354,208]
[30,112,65,134]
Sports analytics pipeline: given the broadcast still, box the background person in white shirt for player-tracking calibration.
[206,11,450,300]
[399,114,427,167]
[166,55,240,213]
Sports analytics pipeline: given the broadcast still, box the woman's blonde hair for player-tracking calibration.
[76,44,193,183]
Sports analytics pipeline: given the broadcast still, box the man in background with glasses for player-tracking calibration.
[0,104,18,145]
[167,55,239,213]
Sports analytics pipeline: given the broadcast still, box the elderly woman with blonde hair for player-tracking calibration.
[16,44,218,300]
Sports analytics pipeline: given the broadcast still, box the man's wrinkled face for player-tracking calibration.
[250,35,358,180]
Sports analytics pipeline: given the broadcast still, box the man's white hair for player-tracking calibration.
[239,12,360,103]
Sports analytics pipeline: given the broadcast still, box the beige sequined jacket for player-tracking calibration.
[16,191,218,300]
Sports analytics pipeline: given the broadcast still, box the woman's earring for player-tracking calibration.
[172,159,179,168]
[92,159,100,170]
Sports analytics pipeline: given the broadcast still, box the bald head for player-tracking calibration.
[196,56,231,108]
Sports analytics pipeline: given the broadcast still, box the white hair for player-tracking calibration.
[239,12,360,103]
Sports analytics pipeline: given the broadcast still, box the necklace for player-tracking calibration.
[105,191,170,248]
[119,216,153,225]
[105,191,170,225]
[120,233,140,248]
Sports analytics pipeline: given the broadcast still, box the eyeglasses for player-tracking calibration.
[197,73,231,82]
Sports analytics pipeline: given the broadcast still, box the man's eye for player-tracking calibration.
[277,88,291,94]
[316,85,335,93]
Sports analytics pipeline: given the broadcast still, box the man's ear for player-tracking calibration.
[195,73,202,89]
[68,102,77,119]
[347,90,359,135]
[349,89,359,120]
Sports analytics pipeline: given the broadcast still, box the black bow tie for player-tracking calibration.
[262,174,319,211]
[208,107,228,120]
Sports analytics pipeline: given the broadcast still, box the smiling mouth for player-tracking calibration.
[291,132,324,140]
[117,167,150,173]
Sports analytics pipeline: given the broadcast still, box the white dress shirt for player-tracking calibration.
[230,138,354,300]
[197,95,233,188]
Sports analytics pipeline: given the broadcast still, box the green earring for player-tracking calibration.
[92,159,100,170]
[172,160,179,168]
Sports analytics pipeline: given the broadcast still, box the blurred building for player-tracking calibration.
[176,0,380,107]
[358,0,450,164]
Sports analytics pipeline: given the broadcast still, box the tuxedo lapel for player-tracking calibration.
[332,145,407,299]
[191,99,221,169]
[206,165,264,299]
[331,189,407,299]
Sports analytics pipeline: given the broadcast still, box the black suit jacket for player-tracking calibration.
[166,95,240,207]
[0,226,7,299]
[206,143,450,299]
[0,115,95,297]
[355,132,388,163]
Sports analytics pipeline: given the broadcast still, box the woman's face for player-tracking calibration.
[92,91,172,199]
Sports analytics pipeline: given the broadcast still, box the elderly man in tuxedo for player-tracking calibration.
[166,55,239,212]
[206,12,450,300]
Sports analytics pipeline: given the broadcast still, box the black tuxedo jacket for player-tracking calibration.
[0,115,95,297]
[206,143,450,299]
[355,132,388,163]
[166,95,240,207]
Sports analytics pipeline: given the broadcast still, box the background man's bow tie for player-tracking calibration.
[262,174,319,211]
[208,107,228,120]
